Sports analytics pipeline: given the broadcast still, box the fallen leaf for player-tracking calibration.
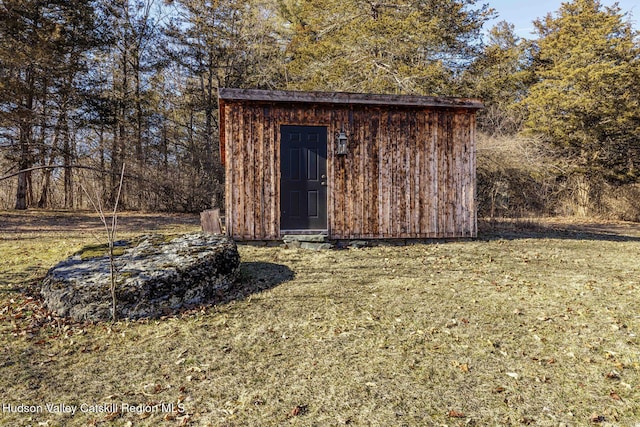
[104,411,120,421]
[459,363,470,373]
[590,413,606,423]
[606,370,621,380]
[610,391,622,401]
[290,405,307,417]
[492,386,506,394]
[506,372,519,379]
[448,410,465,418]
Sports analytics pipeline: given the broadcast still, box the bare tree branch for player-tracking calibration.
[0,164,133,182]
[79,163,126,322]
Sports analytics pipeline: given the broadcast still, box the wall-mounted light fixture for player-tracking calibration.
[336,130,348,156]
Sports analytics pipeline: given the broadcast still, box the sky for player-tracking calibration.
[486,0,639,38]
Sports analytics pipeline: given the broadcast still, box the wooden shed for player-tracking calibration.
[218,88,483,241]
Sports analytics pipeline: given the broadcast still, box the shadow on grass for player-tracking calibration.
[478,218,640,242]
[220,262,295,304]
[0,267,48,290]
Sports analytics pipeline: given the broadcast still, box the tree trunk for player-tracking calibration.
[38,169,52,208]
[62,112,74,209]
[572,174,590,217]
[134,54,144,164]
[37,76,50,208]
[111,2,130,208]
[15,70,35,210]
[99,126,106,199]
[15,154,32,210]
[15,123,32,210]
[15,171,28,210]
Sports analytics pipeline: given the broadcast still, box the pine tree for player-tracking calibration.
[522,0,640,184]
[279,0,494,95]
[0,0,99,209]
[164,0,285,209]
[101,0,165,207]
[465,21,534,135]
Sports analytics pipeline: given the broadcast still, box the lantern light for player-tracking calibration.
[336,130,348,155]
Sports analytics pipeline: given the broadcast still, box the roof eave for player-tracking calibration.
[218,88,484,110]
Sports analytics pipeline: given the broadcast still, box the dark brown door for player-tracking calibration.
[280,125,327,231]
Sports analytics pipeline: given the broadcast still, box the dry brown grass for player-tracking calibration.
[1,212,640,426]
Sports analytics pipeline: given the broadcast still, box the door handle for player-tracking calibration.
[321,181,327,186]
[321,174,327,179]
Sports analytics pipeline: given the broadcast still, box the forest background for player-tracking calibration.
[1,0,639,220]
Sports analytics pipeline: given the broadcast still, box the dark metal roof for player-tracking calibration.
[218,88,483,109]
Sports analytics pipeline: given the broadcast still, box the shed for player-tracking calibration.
[218,88,483,241]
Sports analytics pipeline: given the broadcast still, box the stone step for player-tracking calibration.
[282,234,334,250]
[300,242,333,250]
[282,234,328,243]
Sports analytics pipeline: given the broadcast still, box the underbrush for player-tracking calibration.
[477,133,640,221]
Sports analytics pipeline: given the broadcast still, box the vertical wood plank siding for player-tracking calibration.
[223,101,477,240]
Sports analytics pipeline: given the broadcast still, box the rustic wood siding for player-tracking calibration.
[222,101,477,240]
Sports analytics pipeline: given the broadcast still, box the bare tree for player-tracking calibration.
[80,164,126,323]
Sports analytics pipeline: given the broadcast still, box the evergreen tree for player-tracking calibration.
[465,21,534,135]
[101,0,165,207]
[279,0,494,95]
[164,0,285,209]
[0,0,99,209]
[522,0,640,184]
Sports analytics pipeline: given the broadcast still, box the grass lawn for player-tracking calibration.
[1,211,640,426]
